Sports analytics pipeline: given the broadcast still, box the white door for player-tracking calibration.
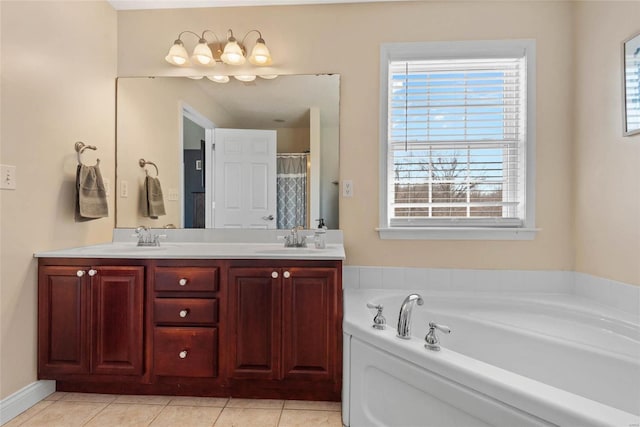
[213,128,277,229]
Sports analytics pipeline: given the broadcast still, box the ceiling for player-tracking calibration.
[108,0,413,10]
[191,74,340,129]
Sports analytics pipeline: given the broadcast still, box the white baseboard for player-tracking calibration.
[0,380,55,425]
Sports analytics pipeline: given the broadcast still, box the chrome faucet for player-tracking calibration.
[284,226,307,248]
[397,293,424,339]
[134,226,161,247]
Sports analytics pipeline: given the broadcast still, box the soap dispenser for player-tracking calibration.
[314,228,326,249]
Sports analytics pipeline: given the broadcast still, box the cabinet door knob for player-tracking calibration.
[179,309,189,318]
[179,350,188,359]
[88,269,97,277]
[283,271,291,279]
[76,270,85,277]
[271,271,279,279]
[179,278,188,286]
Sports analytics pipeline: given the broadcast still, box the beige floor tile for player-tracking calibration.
[283,400,342,411]
[149,405,222,427]
[213,408,281,427]
[278,409,343,427]
[226,398,284,409]
[20,401,108,427]
[44,392,68,401]
[2,401,55,426]
[60,392,118,403]
[84,403,164,427]
[113,394,172,405]
[168,396,229,407]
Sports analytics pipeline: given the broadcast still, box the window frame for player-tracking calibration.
[378,39,538,240]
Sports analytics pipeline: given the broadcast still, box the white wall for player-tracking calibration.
[573,2,640,286]
[0,1,117,399]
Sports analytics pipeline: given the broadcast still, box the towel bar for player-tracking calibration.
[139,158,159,176]
[75,141,98,165]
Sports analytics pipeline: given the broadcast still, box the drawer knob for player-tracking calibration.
[76,270,85,277]
[179,309,189,318]
[88,269,97,277]
[178,278,188,286]
[271,271,279,279]
[283,271,291,279]
[179,350,188,359]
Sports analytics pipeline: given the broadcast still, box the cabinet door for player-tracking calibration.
[91,266,144,375]
[228,267,281,379]
[282,267,339,381]
[38,266,90,376]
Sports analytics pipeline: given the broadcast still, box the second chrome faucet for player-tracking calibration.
[397,293,424,339]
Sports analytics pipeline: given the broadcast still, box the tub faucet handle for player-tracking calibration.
[366,303,386,330]
[424,322,451,351]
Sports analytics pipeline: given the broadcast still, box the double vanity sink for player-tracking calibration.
[39,241,345,259]
[34,229,345,401]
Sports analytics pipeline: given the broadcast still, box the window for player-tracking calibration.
[378,40,537,240]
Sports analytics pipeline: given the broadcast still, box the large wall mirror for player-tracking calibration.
[116,74,339,229]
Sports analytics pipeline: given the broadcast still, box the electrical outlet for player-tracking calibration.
[120,180,128,198]
[167,189,179,201]
[343,180,353,198]
[0,165,16,190]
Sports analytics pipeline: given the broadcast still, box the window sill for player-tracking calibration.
[376,227,539,241]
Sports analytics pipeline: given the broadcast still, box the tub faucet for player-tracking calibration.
[397,293,424,339]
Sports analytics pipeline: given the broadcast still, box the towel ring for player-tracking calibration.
[139,158,159,176]
[75,141,98,165]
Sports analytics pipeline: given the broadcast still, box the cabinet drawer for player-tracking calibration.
[153,327,217,377]
[154,298,218,325]
[154,267,218,292]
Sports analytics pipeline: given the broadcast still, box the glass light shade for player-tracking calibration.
[165,40,190,66]
[249,39,272,66]
[192,40,214,65]
[187,76,204,80]
[206,75,230,83]
[258,74,278,80]
[221,38,246,65]
[234,75,257,82]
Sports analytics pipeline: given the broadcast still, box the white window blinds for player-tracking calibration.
[387,57,527,227]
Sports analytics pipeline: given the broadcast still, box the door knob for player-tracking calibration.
[262,215,275,221]
[76,270,85,277]
[179,309,189,318]
[271,271,279,279]
[179,350,188,359]
[283,271,291,279]
[88,269,97,277]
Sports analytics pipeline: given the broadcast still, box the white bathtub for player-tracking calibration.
[342,290,640,427]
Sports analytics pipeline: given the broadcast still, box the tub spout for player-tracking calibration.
[397,293,424,339]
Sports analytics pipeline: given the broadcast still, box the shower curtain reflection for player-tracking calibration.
[277,154,308,229]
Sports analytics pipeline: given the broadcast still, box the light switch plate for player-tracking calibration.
[120,180,128,198]
[0,164,16,190]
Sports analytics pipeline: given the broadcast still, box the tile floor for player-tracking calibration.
[4,392,343,427]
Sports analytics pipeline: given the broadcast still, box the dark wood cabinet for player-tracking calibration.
[38,257,341,401]
[39,264,144,378]
[152,265,220,379]
[227,262,341,398]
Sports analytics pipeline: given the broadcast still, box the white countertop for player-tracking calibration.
[34,241,345,260]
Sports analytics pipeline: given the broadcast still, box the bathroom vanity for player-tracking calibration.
[35,233,344,401]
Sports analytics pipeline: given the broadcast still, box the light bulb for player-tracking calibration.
[165,40,190,66]
[249,38,272,66]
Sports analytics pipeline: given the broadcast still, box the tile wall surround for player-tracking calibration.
[342,266,639,317]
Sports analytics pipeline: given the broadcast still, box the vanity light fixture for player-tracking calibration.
[206,75,230,83]
[165,29,273,67]
[233,75,257,82]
